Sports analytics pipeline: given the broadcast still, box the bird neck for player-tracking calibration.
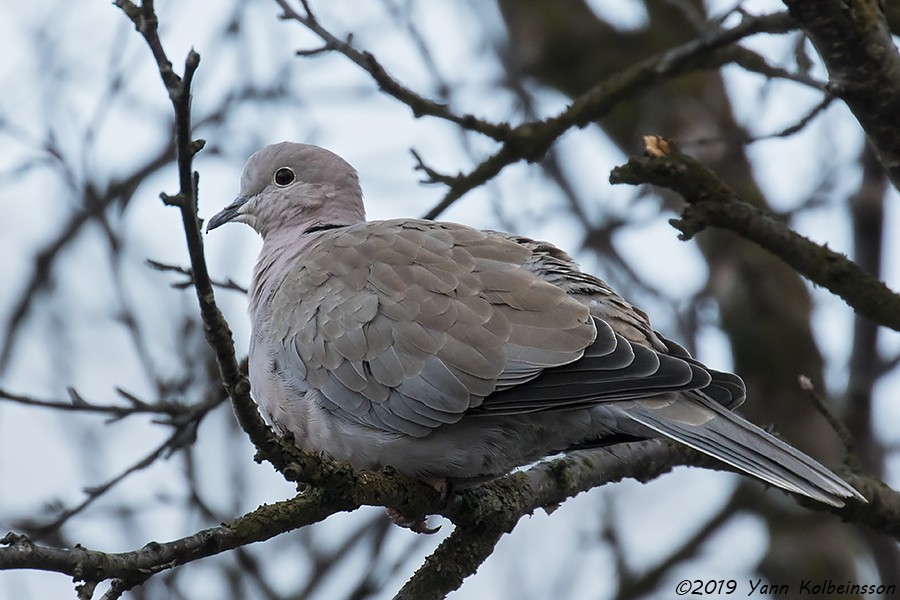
[249,228,319,316]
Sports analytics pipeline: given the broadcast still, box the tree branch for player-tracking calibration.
[784,0,900,191]
[420,11,798,219]
[274,0,512,141]
[114,0,283,473]
[5,439,893,591]
[609,138,900,332]
[393,525,505,600]
[275,2,798,219]
[0,492,337,582]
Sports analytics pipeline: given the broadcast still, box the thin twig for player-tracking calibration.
[274,0,512,141]
[147,259,248,294]
[682,93,835,149]
[19,396,220,537]
[798,375,861,469]
[0,386,185,420]
[419,11,799,219]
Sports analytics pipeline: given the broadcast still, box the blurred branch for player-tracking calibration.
[0,141,175,373]
[784,0,900,191]
[683,92,835,149]
[147,259,248,294]
[845,128,889,472]
[420,11,798,219]
[0,386,191,420]
[611,492,743,598]
[274,0,512,141]
[729,44,826,90]
[609,139,900,332]
[842,144,900,583]
[380,0,452,101]
[798,376,860,467]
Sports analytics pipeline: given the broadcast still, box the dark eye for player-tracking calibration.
[273,167,295,187]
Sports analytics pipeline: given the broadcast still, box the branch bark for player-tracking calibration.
[784,0,900,191]
[4,440,893,591]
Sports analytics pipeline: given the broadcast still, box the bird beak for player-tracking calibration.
[206,195,249,232]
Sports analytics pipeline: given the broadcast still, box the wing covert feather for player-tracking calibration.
[270,220,727,436]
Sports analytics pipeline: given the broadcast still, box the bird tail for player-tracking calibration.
[621,394,865,507]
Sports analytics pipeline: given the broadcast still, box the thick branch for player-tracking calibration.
[394,525,505,600]
[784,0,900,191]
[609,142,900,332]
[3,438,895,588]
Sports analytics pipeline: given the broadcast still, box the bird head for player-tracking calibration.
[206,142,365,238]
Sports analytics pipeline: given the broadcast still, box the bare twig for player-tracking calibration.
[728,45,827,90]
[147,259,248,294]
[0,386,187,420]
[419,12,799,219]
[17,394,222,537]
[682,93,835,149]
[275,0,512,141]
[798,375,860,468]
[409,149,460,187]
[611,493,743,598]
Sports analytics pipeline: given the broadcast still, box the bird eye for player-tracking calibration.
[273,167,295,187]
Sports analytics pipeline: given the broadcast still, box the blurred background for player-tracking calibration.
[1,0,898,598]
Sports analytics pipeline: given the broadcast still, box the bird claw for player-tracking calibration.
[384,507,441,534]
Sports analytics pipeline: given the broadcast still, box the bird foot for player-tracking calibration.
[384,507,442,534]
[381,474,451,534]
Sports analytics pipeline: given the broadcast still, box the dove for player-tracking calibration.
[207,142,864,507]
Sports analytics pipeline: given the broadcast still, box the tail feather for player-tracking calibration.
[623,394,865,507]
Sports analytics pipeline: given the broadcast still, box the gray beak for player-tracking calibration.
[206,195,249,232]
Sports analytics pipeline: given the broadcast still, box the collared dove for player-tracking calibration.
[207,142,864,507]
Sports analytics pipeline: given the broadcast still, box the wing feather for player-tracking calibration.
[270,219,734,436]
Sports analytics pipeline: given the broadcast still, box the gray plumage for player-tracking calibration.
[207,142,864,507]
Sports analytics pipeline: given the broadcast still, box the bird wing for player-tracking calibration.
[268,219,725,437]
